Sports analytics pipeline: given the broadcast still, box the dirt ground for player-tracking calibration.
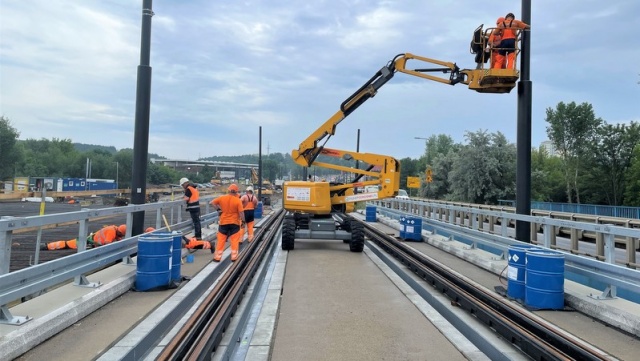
[2,201,181,272]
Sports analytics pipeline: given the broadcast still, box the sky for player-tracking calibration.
[1,0,639,161]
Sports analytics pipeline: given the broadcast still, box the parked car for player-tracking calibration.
[395,189,409,200]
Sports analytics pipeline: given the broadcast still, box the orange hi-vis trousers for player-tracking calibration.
[185,238,211,249]
[214,224,242,261]
[46,239,77,250]
[246,221,255,241]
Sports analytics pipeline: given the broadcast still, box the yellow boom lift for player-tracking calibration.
[282,27,520,252]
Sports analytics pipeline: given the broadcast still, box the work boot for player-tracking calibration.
[213,250,223,262]
[40,243,48,251]
[248,234,254,243]
[230,250,238,262]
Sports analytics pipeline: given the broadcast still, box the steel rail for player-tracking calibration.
[362,220,614,361]
[157,209,285,360]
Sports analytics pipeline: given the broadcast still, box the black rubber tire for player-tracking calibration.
[282,217,296,250]
[349,220,365,252]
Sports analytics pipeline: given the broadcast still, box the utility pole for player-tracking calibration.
[516,0,532,242]
[131,0,154,236]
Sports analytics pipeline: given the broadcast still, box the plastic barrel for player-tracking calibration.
[525,250,565,310]
[404,217,423,241]
[365,205,377,222]
[506,245,537,301]
[171,231,182,282]
[136,234,173,291]
[255,201,263,218]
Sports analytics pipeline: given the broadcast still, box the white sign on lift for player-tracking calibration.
[286,187,311,202]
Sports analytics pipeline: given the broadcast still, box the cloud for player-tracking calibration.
[1,0,638,161]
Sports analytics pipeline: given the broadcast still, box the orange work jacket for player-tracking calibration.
[212,194,244,226]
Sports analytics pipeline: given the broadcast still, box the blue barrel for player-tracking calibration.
[506,245,538,301]
[365,205,377,222]
[171,231,182,282]
[136,234,173,291]
[525,250,565,310]
[399,217,407,239]
[403,216,423,241]
[255,201,263,219]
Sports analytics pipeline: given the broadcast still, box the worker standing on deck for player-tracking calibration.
[210,184,245,262]
[240,186,259,242]
[180,177,202,240]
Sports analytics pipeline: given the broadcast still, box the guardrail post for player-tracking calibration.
[121,212,135,265]
[530,221,537,244]
[501,215,509,238]
[448,208,455,225]
[155,208,162,229]
[73,211,100,287]
[0,216,15,275]
[587,227,618,300]
[0,304,31,325]
[543,224,552,248]
[570,214,579,251]
[595,217,604,258]
[471,210,478,231]
[488,215,495,234]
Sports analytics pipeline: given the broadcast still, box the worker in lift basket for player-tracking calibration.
[210,183,245,262]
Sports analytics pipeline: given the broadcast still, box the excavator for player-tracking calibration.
[282,25,521,252]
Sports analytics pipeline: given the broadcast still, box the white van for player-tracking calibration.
[395,189,409,199]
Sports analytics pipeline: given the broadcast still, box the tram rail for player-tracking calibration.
[361,219,615,360]
[157,209,285,361]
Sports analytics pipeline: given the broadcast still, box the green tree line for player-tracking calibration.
[3,100,639,206]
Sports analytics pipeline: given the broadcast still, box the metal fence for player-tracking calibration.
[0,198,218,325]
[498,200,640,219]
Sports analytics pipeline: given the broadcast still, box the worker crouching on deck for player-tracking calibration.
[210,183,245,262]
[43,224,127,250]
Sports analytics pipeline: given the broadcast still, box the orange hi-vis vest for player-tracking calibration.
[498,19,528,40]
[241,194,257,210]
[213,194,244,226]
[185,185,200,210]
[93,226,120,246]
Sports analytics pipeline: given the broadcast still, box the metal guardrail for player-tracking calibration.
[370,199,640,302]
[376,198,640,265]
[0,198,219,325]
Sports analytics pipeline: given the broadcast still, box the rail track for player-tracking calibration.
[361,219,615,360]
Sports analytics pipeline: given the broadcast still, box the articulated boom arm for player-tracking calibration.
[291,53,472,169]
[312,147,400,204]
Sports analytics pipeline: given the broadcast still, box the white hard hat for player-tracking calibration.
[246,186,253,192]
[179,177,189,185]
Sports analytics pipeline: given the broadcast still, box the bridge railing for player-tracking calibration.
[370,198,640,302]
[375,198,640,267]
[0,198,218,325]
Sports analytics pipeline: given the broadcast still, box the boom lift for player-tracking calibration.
[282,44,520,252]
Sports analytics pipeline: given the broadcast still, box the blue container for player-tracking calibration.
[403,216,423,241]
[171,231,182,282]
[255,201,263,219]
[507,245,538,301]
[525,250,565,309]
[136,234,173,291]
[399,217,407,239]
[365,205,377,222]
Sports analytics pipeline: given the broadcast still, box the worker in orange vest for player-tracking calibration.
[43,224,126,250]
[240,186,259,242]
[180,177,202,240]
[210,184,245,262]
[183,237,212,250]
[488,17,504,69]
[493,12,530,69]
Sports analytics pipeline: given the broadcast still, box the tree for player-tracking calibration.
[531,147,565,202]
[0,116,23,179]
[448,130,516,204]
[582,122,640,205]
[545,101,603,203]
[624,146,640,206]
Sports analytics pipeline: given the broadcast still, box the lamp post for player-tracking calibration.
[115,161,119,189]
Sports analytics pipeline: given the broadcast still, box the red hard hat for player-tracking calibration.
[228,183,239,192]
[145,227,155,233]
